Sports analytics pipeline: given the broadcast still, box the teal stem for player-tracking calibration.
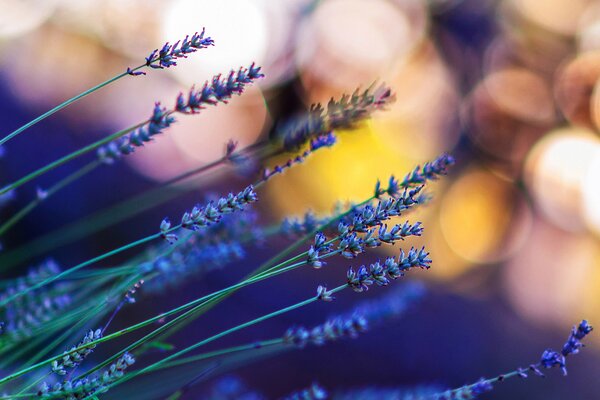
[0,231,163,307]
[0,255,301,384]
[156,338,284,371]
[88,284,348,398]
[0,67,142,147]
[0,160,101,236]
[0,119,150,196]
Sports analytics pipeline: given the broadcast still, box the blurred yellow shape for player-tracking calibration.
[439,167,531,266]
[263,121,416,218]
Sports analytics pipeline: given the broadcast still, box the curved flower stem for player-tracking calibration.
[0,68,142,147]
[157,338,285,371]
[0,242,340,388]
[0,143,273,269]
[0,160,102,236]
[0,119,150,196]
[89,284,349,399]
[0,231,162,307]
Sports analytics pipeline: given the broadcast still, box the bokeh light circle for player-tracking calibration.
[162,0,269,86]
[525,128,600,232]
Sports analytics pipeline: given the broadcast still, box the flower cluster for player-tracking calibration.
[283,383,328,400]
[281,211,330,237]
[540,319,593,375]
[434,379,493,400]
[334,385,444,400]
[431,320,593,400]
[305,186,425,269]
[261,150,311,183]
[347,248,432,293]
[51,329,102,376]
[175,63,264,113]
[135,29,214,73]
[285,282,424,350]
[144,208,261,291]
[0,260,72,341]
[97,103,176,164]
[179,185,258,232]
[142,241,245,292]
[399,153,456,189]
[283,314,368,348]
[278,84,395,151]
[310,132,337,152]
[39,352,135,399]
[374,153,455,199]
[316,285,334,302]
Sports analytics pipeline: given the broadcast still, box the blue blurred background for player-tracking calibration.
[0,0,599,398]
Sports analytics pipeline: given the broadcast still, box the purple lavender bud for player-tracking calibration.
[316,285,334,302]
[310,132,336,151]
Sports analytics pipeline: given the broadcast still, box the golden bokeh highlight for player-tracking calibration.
[263,121,416,218]
[438,166,532,266]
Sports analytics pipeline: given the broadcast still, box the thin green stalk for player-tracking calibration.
[0,120,149,196]
[156,338,284,371]
[0,68,138,147]
[0,186,378,383]
[0,143,273,269]
[72,249,332,381]
[0,160,101,236]
[95,285,348,397]
[0,232,162,307]
[0,253,310,385]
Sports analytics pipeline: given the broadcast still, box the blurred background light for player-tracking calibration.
[0,0,57,39]
[504,216,600,332]
[438,166,532,266]
[295,0,426,97]
[162,0,269,87]
[554,51,600,131]
[467,67,555,171]
[524,128,600,232]
[506,0,592,37]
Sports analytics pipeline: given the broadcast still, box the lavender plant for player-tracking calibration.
[0,24,593,400]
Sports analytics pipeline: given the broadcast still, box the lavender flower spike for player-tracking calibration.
[347,247,432,293]
[178,185,258,233]
[541,319,593,375]
[39,352,135,399]
[432,320,593,399]
[175,63,264,113]
[129,28,214,74]
[97,102,176,164]
[283,383,328,400]
[51,329,102,376]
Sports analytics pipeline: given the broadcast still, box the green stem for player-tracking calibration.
[156,338,284,371]
[0,143,273,269]
[0,68,140,147]
[0,253,311,385]
[0,120,148,196]
[93,285,348,397]
[0,232,162,307]
[0,160,101,236]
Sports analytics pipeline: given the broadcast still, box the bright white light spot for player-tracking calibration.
[583,154,600,236]
[525,129,600,232]
[162,0,268,86]
[0,0,57,38]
